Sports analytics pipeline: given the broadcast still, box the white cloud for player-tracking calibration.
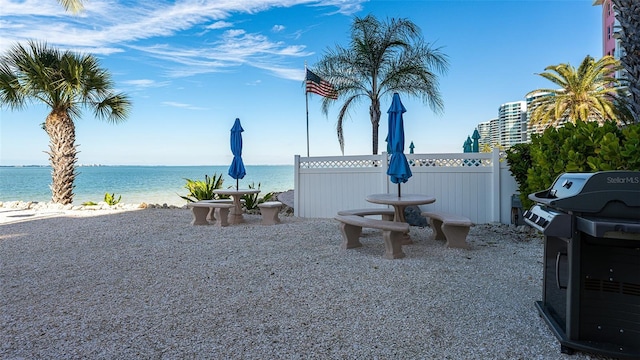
[122,79,169,88]
[207,21,233,30]
[0,0,363,79]
[161,101,207,110]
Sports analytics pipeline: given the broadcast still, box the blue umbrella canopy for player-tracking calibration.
[472,129,480,153]
[386,93,412,196]
[463,136,472,153]
[228,118,246,189]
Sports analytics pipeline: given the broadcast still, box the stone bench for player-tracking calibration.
[421,211,472,249]
[257,201,282,225]
[187,202,234,226]
[334,214,410,259]
[337,208,395,221]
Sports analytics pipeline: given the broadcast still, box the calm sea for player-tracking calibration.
[0,165,294,206]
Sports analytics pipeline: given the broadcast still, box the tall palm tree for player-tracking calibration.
[0,41,131,204]
[611,0,640,123]
[312,15,449,154]
[526,55,633,129]
[58,0,85,14]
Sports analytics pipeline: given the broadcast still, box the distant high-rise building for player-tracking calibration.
[477,121,491,149]
[473,104,527,151]
[499,101,527,148]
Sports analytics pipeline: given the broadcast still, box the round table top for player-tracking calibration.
[213,189,261,195]
[366,193,436,206]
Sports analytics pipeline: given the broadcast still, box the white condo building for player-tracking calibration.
[499,101,527,147]
[477,118,498,149]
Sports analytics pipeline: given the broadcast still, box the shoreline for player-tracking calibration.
[0,190,294,210]
[0,189,295,225]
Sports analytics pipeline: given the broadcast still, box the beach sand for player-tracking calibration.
[0,205,617,359]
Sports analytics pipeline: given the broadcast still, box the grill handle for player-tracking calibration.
[555,252,567,290]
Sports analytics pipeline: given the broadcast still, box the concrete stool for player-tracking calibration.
[258,201,282,225]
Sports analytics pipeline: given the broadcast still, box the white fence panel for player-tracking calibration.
[397,152,497,223]
[294,155,387,218]
[294,150,518,224]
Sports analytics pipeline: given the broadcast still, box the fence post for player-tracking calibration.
[294,155,300,217]
[491,148,500,222]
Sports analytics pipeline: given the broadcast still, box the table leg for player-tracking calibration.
[228,195,245,224]
[393,205,413,245]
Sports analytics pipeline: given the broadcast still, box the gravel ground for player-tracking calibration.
[0,205,619,359]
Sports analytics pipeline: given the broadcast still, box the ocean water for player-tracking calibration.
[0,165,294,206]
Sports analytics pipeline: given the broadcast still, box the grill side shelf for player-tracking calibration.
[576,216,640,239]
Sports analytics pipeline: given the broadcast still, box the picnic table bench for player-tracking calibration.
[335,214,409,259]
[421,211,472,249]
[337,208,395,221]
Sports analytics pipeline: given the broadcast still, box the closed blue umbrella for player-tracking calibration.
[386,93,412,197]
[228,118,246,190]
[472,129,480,153]
[463,136,472,153]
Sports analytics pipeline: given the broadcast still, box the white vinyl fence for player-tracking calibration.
[293,149,519,224]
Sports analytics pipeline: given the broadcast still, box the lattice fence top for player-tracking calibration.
[410,158,492,167]
[300,156,493,169]
[300,158,383,169]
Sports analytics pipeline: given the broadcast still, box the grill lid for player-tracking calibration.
[528,171,640,218]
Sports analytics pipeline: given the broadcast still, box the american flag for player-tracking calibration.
[305,69,338,99]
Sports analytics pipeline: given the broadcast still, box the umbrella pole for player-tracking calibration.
[398,183,401,197]
[236,179,239,190]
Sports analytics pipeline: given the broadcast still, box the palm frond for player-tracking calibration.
[58,0,85,14]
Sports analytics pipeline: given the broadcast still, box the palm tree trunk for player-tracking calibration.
[612,0,640,122]
[370,99,381,154]
[45,110,78,204]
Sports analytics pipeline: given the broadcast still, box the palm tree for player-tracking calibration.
[312,15,449,154]
[526,55,633,129]
[0,41,131,204]
[58,0,85,13]
[611,0,640,123]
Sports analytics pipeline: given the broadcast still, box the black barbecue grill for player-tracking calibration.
[523,171,640,359]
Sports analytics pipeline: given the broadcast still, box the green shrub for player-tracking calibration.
[104,193,121,205]
[242,182,275,210]
[505,143,531,205]
[508,120,640,209]
[180,173,225,203]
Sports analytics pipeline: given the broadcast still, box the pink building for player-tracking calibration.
[592,0,618,58]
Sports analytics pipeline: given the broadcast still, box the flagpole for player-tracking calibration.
[305,62,310,157]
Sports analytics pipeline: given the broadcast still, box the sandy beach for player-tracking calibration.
[0,205,617,359]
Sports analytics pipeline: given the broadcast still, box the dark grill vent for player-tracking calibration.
[584,278,619,293]
[584,278,640,297]
[623,283,640,297]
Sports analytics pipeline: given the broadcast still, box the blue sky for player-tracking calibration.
[1,0,602,166]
